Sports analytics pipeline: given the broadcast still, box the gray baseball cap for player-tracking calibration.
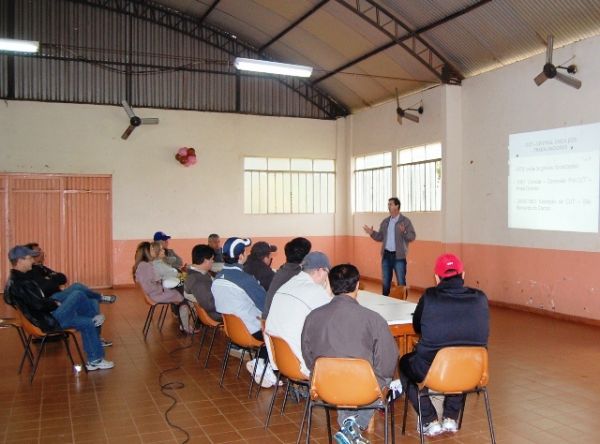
[301,251,331,271]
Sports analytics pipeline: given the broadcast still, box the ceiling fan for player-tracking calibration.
[120,100,159,140]
[533,35,581,89]
[395,89,423,124]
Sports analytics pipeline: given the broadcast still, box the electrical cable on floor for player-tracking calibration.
[158,333,196,444]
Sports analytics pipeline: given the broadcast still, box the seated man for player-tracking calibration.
[265,251,331,377]
[399,253,489,437]
[262,237,311,319]
[212,237,276,387]
[243,241,277,291]
[184,244,222,322]
[153,231,183,269]
[25,242,117,304]
[208,233,224,263]
[4,245,114,371]
[302,264,398,444]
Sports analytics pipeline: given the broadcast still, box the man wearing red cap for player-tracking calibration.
[399,253,489,437]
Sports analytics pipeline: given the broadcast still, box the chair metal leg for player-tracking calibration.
[30,337,48,384]
[204,326,219,368]
[483,388,496,444]
[248,352,259,398]
[281,380,291,414]
[255,349,268,398]
[157,305,168,330]
[143,305,156,339]
[458,393,467,428]
[61,334,76,366]
[18,334,34,374]
[401,383,410,434]
[296,393,310,444]
[17,327,34,366]
[196,324,208,360]
[305,401,313,444]
[325,407,332,444]
[68,332,88,373]
[384,402,389,444]
[236,348,247,378]
[417,391,425,444]
[264,372,281,428]
[390,393,396,444]
[219,340,232,387]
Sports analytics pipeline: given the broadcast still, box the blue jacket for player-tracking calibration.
[215,263,266,311]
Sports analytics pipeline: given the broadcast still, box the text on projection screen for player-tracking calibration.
[508,123,600,233]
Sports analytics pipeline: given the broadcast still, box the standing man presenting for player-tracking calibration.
[363,197,416,296]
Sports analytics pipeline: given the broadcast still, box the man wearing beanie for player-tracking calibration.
[243,241,277,291]
[399,253,489,437]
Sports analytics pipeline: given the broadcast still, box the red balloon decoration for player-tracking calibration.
[175,147,197,167]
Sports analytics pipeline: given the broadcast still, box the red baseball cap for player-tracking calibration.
[434,253,464,278]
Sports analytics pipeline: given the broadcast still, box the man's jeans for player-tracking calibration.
[51,290,104,363]
[59,283,102,302]
[382,250,407,296]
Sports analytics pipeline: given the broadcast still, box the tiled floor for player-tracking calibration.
[1,285,600,443]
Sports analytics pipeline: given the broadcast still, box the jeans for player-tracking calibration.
[399,352,462,423]
[59,283,102,302]
[51,290,104,363]
[337,402,380,429]
[382,251,407,296]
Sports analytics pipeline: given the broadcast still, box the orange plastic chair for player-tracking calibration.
[306,357,395,444]
[15,310,88,383]
[389,285,408,300]
[401,346,495,443]
[219,313,265,397]
[264,335,310,442]
[137,283,171,340]
[194,304,223,367]
[0,316,33,371]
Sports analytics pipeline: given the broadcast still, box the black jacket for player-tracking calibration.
[25,263,67,297]
[4,269,60,331]
[243,255,275,291]
[411,276,489,380]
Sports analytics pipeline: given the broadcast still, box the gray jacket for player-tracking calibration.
[301,294,399,388]
[370,214,416,259]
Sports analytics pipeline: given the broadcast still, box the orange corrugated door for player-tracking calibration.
[64,176,112,288]
[7,175,63,270]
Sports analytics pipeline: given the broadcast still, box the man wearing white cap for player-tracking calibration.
[212,237,277,387]
[399,253,489,437]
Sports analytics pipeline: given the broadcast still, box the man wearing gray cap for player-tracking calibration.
[3,245,114,371]
[265,251,332,377]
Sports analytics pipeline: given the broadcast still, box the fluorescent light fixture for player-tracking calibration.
[234,57,312,77]
[0,38,40,53]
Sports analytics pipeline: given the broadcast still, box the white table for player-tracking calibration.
[357,290,419,355]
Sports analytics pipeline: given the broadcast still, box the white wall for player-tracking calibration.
[349,85,445,242]
[0,102,339,240]
[462,34,600,252]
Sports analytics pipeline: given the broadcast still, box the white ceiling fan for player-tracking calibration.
[120,100,159,140]
[534,35,581,89]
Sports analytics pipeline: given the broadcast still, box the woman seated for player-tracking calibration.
[150,241,182,293]
[133,241,194,334]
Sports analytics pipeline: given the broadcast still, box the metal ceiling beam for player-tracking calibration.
[66,0,348,118]
[197,0,220,25]
[333,0,488,84]
[314,0,491,85]
[258,0,329,53]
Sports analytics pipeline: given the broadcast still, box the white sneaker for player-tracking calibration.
[417,419,443,437]
[86,359,115,371]
[92,314,105,327]
[441,417,458,433]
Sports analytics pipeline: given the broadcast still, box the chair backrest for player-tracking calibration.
[270,335,308,382]
[194,304,221,327]
[421,346,488,393]
[389,285,408,300]
[222,313,263,348]
[310,357,382,408]
[14,309,46,337]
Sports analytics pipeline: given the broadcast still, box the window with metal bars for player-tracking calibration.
[397,143,442,212]
[353,152,392,212]
[244,157,335,214]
